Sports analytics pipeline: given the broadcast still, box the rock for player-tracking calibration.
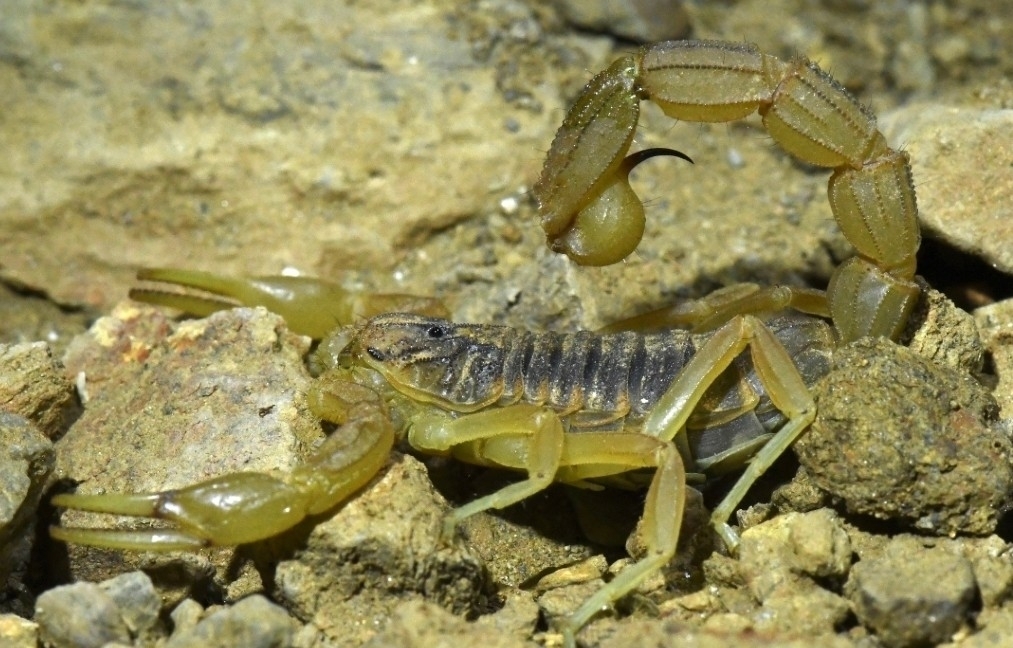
[0,284,91,360]
[169,599,205,636]
[956,603,1013,648]
[98,571,162,640]
[0,341,77,439]
[755,585,850,637]
[845,537,976,648]
[795,337,1012,536]
[363,599,529,648]
[273,454,487,646]
[738,509,852,593]
[595,616,857,648]
[553,0,691,42]
[961,535,1013,609]
[904,284,985,375]
[0,412,55,615]
[33,571,162,647]
[0,614,38,648]
[474,589,540,638]
[0,0,570,315]
[164,595,298,648]
[35,581,132,648]
[883,106,1013,276]
[737,509,852,635]
[53,303,319,594]
[0,342,69,614]
[975,298,1013,417]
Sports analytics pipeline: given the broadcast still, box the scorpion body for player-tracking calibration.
[354,312,833,470]
[50,39,925,647]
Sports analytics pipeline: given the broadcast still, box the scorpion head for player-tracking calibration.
[349,313,510,411]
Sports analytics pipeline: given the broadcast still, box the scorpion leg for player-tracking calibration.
[51,374,395,550]
[408,404,566,540]
[131,267,448,339]
[537,40,921,342]
[639,314,816,550]
[599,283,829,334]
[410,405,686,648]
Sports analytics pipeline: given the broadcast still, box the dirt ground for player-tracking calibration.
[3,1,1013,647]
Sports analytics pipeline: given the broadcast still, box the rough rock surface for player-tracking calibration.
[0,414,53,616]
[0,342,70,616]
[273,454,488,647]
[0,613,37,648]
[35,571,162,648]
[0,342,77,439]
[846,537,976,648]
[163,595,298,648]
[975,298,1013,416]
[796,337,1011,536]
[884,106,1013,276]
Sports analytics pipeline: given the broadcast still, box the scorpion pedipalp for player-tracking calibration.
[130,267,448,339]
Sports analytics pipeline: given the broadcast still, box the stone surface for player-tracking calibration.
[975,298,1013,417]
[98,571,162,641]
[273,454,487,647]
[0,341,77,439]
[553,0,691,42]
[0,0,569,316]
[846,537,976,648]
[796,337,1012,536]
[738,509,852,599]
[0,412,55,616]
[363,599,531,648]
[737,509,852,636]
[0,613,38,648]
[35,581,132,648]
[164,595,298,648]
[904,284,985,375]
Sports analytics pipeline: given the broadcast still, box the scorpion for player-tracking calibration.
[50,40,920,646]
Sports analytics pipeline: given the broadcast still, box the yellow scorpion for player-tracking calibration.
[51,41,920,645]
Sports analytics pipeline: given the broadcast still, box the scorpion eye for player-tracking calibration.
[366,347,385,362]
[426,325,447,339]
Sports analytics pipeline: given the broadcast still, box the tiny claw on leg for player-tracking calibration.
[440,517,459,546]
[713,520,741,555]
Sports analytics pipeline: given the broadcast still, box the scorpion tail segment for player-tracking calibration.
[534,56,640,238]
[133,268,448,339]
[827,257,920,342]
[826,151,921,342]
[51,472,314,549]
[534,56,643,267]
[637,40,784,123]
[542,148,693,267]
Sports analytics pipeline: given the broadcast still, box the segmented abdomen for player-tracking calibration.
[496,328,698,428]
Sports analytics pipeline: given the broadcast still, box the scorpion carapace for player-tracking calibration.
[50,39,923,648]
